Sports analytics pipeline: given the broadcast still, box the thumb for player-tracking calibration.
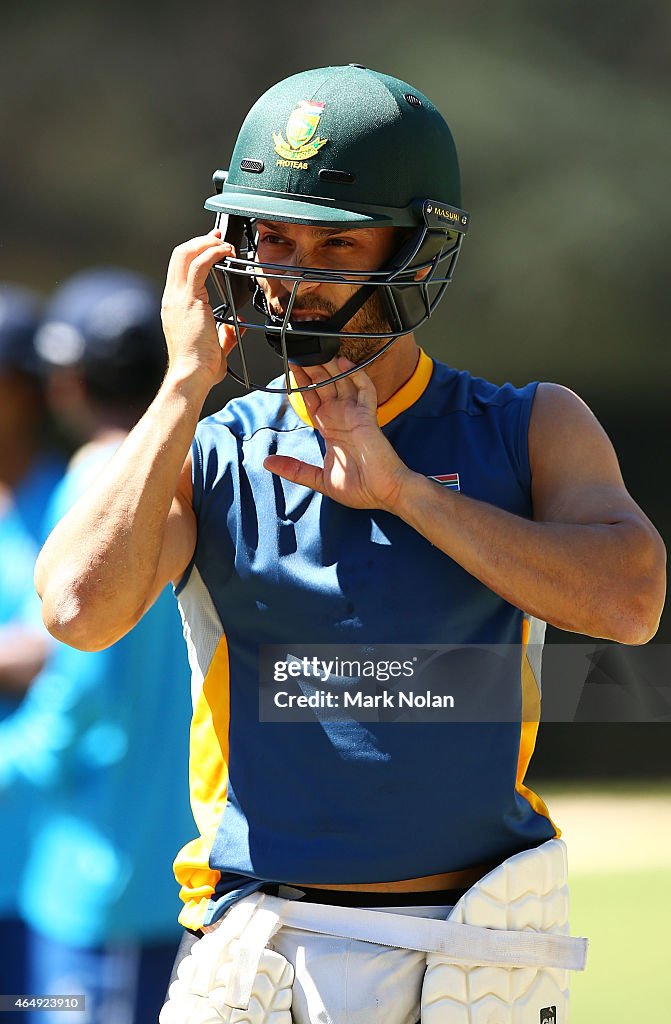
[217,318,245,359]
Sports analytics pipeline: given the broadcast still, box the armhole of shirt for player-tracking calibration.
[174,434,204,597]
[515,380,540,493]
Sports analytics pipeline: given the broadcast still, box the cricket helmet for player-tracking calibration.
[206,65,469,392]
[35,268,166,404]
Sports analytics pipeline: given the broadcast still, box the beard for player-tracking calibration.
[280,286,393,365]
[336,288,393,363]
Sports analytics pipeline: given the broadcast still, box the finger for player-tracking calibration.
[335,355,361,380]
[330,355,359,401]
[290,364,321,418]
[338,357,377,409]
[263,455,325,494]
[304,355,356,403]
[295,361,339,403]
[290,363,313,390]
[165,231,226,290]
[187,242,236,297]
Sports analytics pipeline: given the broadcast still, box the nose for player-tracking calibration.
[278,246,323,298]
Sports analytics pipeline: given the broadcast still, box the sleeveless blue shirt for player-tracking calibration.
[175,352,557,929]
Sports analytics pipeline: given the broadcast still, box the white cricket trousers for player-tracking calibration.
[268,904,453,1024]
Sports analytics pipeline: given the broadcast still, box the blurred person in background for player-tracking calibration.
[0,285,65,701]
[0,285,65,546]
[0,269,193,1024]
[0,285,66,997]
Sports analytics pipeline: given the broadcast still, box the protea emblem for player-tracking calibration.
[273,100,328,160]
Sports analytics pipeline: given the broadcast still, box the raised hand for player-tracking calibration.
[263,356,412,511]
[161,230,242,391]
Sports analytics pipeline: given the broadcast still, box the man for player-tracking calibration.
[35,67,666,1024]
[2,269,194,1024]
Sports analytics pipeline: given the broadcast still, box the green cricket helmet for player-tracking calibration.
[206,64,469,392]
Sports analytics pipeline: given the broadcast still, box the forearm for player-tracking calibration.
[36,374,206,650]
[395,472,665,643]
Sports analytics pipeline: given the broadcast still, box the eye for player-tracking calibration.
[259,233,287,246]
[324,236,354,248]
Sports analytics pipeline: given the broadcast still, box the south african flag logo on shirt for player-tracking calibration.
[428,473,460,491]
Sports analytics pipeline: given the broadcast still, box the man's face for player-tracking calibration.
[254,221,400,364]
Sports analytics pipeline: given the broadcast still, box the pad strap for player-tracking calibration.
[280,898,587,970]
[223,892,588,1010]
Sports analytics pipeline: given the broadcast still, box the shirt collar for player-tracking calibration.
[287,348,434,428]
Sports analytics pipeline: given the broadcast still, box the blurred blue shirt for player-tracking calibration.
[0,499,45,919]
[13,452,66,546]
[0,443,194,946]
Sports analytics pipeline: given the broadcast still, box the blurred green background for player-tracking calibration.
[2,3,669,1019]
[540,782,671,1023]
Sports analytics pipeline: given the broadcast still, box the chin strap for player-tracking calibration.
[263,281,385,366]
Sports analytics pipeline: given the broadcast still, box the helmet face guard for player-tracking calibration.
[204,66,470,393]
[207,198,468,393]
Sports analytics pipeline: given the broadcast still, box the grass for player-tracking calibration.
[532,785,671,1023]
[569,868,671,1022]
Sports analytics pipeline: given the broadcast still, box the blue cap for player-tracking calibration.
[35,268,167,403]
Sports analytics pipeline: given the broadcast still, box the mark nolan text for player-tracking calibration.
[273,689,455,709]
[346,690,455,709]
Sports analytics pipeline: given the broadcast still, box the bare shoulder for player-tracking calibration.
[529,382,637,522]
[529,382,624,478]
[529,383,617,464]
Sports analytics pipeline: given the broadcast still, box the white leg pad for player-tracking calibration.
[421,839,571,1024]
[160,932,294,1024]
